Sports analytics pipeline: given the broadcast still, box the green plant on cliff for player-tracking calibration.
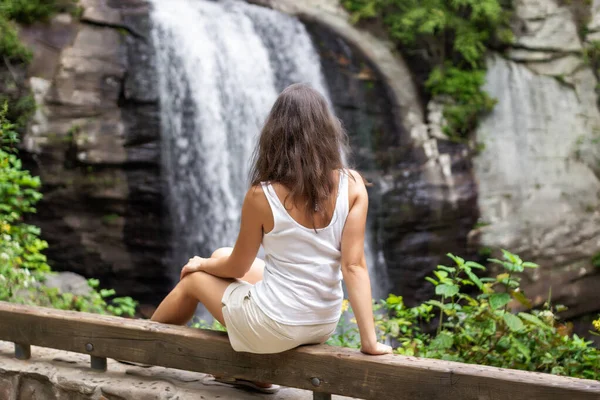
[0,0,81,62]
[0,0,79,24]
[592,317,600,337]
[331,250,600,380]
[0,103,136,316]
[342,0,513,139]
[0,11,31,62]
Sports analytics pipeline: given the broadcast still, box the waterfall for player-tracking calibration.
[150,0,384,303]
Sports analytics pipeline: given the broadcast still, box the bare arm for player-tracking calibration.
[183,187,265,279]
[341,170,392,355]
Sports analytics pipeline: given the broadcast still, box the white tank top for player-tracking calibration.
[251,171,349,325]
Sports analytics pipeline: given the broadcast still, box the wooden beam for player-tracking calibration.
[0,302,599,400]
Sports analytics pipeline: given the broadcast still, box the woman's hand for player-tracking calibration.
[180,256,206,280]
[360,342,393,356]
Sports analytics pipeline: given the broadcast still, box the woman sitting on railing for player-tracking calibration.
[151,83,392,393]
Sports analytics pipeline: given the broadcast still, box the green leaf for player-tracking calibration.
[501,249,522,265]
[425,277,439,286]
[512,337,531,362]
[434,270,448,280]
[503,313,524,332]
[437,265,456,273]
[446,303,462,311]
[510,263,524,273]
[518,312,552,331]
[464,261,486,270]
[435,284,460,298]
[522,262,539,268]
[386,294,403,305]
[496,273,510,281]
[489,293,511,310]
[99,288,116,298]
[431,331,454,350]
[446,253,465,266]
[464,269,483,289]
[426,300,448,310]
[510,291,532,309]
[457,293,479,306]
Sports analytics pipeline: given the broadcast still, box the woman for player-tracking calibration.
[151,83,392,392]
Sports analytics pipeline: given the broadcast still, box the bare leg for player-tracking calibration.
[150,270,233,325]
[189,247,271,390]
[151,247,265,325]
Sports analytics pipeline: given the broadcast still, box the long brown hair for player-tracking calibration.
[249,83,349,227]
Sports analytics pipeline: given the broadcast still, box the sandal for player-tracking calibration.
[114,359,153,368]
[213,376,281,394]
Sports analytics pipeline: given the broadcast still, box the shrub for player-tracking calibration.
[0,13,31,62]
[0,0,78,24]
[341,0,513,139]
[331,250,600,380]
[0,0,81,62]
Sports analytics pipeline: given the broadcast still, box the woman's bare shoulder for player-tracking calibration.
[246,185,269,208]
[345,169,367,205]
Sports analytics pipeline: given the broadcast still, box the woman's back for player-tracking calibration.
[153,83,391,361]
[251,170,349,325]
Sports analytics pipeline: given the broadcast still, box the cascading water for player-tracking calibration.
[150,0,385,304]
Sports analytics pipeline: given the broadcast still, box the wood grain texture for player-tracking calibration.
[0,302,599,400]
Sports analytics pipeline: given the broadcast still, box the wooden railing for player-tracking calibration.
[0,302,599,400]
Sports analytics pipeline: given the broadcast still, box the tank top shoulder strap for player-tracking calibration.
[260,182,286,222]
[335,169,350,226]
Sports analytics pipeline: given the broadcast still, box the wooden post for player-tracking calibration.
[90,356,107,371]
[85,342,107,371]
[14,343,30,360]
[311,376,331,400]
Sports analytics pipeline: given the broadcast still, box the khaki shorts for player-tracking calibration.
[221,281,338,354]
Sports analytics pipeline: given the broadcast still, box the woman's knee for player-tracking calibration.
[179,270,209,295]
[211,247,233,259]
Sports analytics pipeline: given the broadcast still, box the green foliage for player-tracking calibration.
[0,0,80,62]
[0,13,31,62]
[0,0,79,24]
[0,0,57,24]
[342,0,512,139]
[592,252,600,268]
[0,103,136,317]
[0,94,35,131]
[592,317,600,337]
[330,250,600,380]
[426,66,497,137]
[190,317,227,332]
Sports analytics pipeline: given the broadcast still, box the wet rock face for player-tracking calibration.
[380,147,480,304]
[306,22,480,304]
[20,0,171,304]
[473,0,600,319]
